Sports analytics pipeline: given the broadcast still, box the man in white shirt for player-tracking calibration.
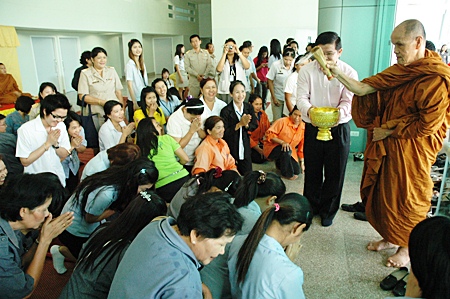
[243,40,260,98]
[16,93,72,186]
[297,32,358,227]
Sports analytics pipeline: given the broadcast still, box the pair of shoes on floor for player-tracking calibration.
[354,212,367,221]
[341,202,365,213]
[380,267,409,296]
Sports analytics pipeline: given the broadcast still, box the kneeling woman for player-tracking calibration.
[220,80,257,175]
[136,117,190,202]
[166,98,205,173]
[59,191,167,299]
[0,173,73,298]
[192,116,237,175]
[249,94,270,164]
[98,100,135,151]
[108,192,244,298]
[263,106,305,180]
[54,158,158,273]
[228,193,313,299]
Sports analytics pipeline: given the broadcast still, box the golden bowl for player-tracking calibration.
[309,107,339,141]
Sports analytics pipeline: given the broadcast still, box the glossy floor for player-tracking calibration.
[256,157,400,299]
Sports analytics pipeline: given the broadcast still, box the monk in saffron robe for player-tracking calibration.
[328,19,450,267]
[0,63,23,105]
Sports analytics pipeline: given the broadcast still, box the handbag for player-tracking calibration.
[77,94,87,107]
[79,95,99,148]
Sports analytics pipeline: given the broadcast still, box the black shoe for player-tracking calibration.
[341,202,365,213]
[321,218,333,227]
[354,212,367,221]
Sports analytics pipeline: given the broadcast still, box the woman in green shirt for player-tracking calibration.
[136,117,190,202]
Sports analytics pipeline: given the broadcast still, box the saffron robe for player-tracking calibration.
[352,50,450,247]
[0,74,21,104]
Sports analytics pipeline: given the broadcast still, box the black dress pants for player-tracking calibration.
[268,145,300,178]
[303,122,350,221]
[236,158,253,176]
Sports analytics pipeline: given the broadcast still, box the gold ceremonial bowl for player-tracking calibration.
[309,107,339,141]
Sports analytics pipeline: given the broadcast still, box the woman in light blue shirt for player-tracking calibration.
[228,193,313,299]
[52,158,158,274]
[201,170,286,299]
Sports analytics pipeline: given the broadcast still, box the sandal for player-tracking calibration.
[380,267,409,290]
[392,273,409,297]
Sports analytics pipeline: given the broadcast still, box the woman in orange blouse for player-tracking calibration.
[249,94,270,164]
[192,116,237,175]
[263,106,305,180]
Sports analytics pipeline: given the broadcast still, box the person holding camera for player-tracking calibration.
[216,38,250,104]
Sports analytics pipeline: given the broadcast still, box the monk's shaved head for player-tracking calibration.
[398,19,426,40]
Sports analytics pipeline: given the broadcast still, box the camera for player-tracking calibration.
[228,45,233,50]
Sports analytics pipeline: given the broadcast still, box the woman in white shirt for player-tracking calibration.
[216,38,250,104]
[199,78,227,125]
[267,48,295,121]
[125,39,148,110]
[98,100,135,151]
[284,54,312,115]
[174,44,189,99]
[166,98,205,173]
[268,39,282,68]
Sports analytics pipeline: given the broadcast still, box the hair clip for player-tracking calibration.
[257,170,266,184]
[140,169,146,174]
[213,167,223,179]
[140,191,152,202]
[224,180,233,192]
[274,203,280,212]
[185,95,193,102]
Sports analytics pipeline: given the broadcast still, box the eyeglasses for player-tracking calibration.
[50,112,67,121]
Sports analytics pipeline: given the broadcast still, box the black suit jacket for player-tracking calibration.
[220,102,257,161]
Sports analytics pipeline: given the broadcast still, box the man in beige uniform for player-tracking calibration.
[184,34,214,97]
[205,42,219,84]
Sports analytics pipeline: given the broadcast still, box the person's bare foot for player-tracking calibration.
[386,246,410,268]
[283,175,298,181]
[367,239,397,251]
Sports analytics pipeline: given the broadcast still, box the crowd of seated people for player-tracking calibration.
[0,38,342,299]
[2,33,445,299]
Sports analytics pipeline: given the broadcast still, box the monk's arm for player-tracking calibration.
[386,78,449,139]
[328,64,376,96]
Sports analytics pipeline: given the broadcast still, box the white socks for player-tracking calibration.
[50,245,67,274]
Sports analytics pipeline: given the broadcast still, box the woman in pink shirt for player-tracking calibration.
[254,46,269,109]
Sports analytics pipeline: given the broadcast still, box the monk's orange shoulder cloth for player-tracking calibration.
[353,50,450,130]
[0,74,21,96]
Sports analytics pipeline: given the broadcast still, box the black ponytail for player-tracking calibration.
[233,171,285,209]
[236,193,313,284]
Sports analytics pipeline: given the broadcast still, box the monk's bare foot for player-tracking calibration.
[367,239,397,251]
[386,246,409,268]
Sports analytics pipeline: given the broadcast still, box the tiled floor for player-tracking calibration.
[255,157,399,299]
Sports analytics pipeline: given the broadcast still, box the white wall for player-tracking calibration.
[396,0,450,48]
[199,3,212,39]
[211,0,318,56]
[16,30,123,94]
[1,0,199,36]
[2,0,200,96]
